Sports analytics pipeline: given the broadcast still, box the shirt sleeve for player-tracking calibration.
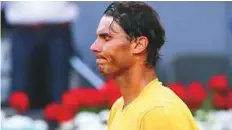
[140,104,199,130]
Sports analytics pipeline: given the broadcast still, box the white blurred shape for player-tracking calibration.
[98,109,110,123]
[2,115,34,130]
[194,109,205,121]
[74,111,101,127]
[195,120,205,130]
[211,123,223,130]
[1,110,6,121]
[34,120,49,130]
[59,120,75,130]
[78,122,104,130]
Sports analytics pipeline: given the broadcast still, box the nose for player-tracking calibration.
[90,39,101,54]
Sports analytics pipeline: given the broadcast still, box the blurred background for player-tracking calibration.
[1,1,232,130]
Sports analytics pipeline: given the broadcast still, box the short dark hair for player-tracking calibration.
[104,1,165,68]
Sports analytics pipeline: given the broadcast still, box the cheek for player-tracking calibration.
[115,51,131,63]
[104,43,132,67]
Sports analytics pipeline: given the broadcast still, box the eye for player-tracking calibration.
[104,35,112,41]
[98,33,112,42]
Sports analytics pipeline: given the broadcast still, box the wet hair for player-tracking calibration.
[104,1,165,67]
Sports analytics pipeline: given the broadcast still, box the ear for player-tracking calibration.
[131,36,149,54]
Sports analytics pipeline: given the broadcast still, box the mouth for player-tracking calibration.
[96,55,106,59]
[96,55,107,64]
[96,58,106,65]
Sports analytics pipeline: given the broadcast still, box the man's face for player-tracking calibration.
[90,15,134,78]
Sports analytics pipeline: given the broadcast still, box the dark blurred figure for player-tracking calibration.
[2,2,79,109]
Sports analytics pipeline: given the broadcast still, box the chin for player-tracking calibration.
[99,70,116,79]
[100,71,111,77]
[98,65,119,78]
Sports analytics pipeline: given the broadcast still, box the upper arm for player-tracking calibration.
[140,104,199,130]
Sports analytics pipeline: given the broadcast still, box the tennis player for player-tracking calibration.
[90,2,199,130]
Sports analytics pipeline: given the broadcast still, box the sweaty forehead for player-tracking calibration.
[96,15,123,35]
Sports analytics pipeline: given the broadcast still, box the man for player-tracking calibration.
[90,2,199,130]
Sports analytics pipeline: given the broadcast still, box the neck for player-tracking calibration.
[114,64,156,108]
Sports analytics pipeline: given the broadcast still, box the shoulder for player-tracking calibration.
[144,81,186,107]
[142,102,183,120]
[140,102,199,130]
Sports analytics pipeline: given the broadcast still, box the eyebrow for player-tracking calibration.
[97,32,112,38]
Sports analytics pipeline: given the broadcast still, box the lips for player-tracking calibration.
[96,55,107,64]
[96,55,106,59]
[96,58,106,64]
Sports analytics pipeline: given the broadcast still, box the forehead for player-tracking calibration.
[96,15,124,35]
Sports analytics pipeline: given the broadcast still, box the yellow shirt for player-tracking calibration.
[107,79,199,130]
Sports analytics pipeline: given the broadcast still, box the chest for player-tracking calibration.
[108,109,144,130]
